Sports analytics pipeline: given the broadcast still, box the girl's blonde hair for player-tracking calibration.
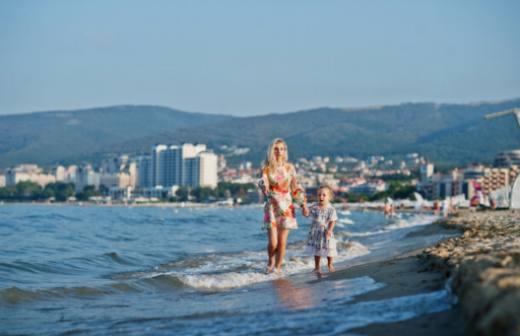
[317,185,334,199]
[264,138,289,171]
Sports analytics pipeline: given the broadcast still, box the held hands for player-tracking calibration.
[302,204,310,217]
[326,228,333,240]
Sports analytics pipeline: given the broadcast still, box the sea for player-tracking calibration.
[1,203,456,335]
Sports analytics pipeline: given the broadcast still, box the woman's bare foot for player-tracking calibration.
[266,261,275,274]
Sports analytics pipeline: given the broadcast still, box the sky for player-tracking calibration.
[1,0,519,116]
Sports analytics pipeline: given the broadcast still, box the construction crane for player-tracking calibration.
[484,108,520,127]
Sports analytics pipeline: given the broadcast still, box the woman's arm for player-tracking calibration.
[258,167,270,197]
[288,164,307,208]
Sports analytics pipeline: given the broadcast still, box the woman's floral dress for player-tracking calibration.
[258,164,306,230]
[305,203,338,257]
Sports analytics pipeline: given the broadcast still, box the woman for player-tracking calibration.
[258,138,308,273]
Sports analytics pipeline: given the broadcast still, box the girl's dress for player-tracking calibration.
[258,164,306,230]
[305,203,338,257]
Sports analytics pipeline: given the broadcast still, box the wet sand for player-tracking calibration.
[324,224,467,335]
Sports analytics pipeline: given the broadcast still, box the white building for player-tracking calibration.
[75,165,100,192]
[99,172,131,188]
[143,143,217,189]
[0,174,5,187]
[6,164,56,187]
[196,151,218,188]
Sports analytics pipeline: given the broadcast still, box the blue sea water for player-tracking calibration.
[0,204,455,335]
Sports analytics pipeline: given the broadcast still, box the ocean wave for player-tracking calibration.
[337,217,354,225]
[341,214,439,238]
[0,285,117,305]
[108,236,370,291]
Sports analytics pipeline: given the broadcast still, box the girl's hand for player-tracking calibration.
[326,229,333,239]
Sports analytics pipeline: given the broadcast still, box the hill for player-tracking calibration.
[0,105,233,167]
[1,99,519,168]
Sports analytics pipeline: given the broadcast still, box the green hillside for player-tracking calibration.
[0,105,233,167]
[1,99,519,168]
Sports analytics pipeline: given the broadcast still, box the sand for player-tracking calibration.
[324,247,466,336]
[421,210,520,336]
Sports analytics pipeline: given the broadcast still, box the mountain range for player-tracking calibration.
[1,98,519,169]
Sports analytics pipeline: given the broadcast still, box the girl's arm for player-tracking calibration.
[326,220,336,239]
[326,208,338,239]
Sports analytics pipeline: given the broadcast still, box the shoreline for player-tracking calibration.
[338,209,520,335]
[316,221,467,335]
[329,251,466,335]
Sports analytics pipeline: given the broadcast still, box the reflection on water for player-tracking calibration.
[273,278,316,310]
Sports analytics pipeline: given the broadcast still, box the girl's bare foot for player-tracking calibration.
[328,265,335,272]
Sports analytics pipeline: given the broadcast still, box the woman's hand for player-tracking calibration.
[302,204,310,217]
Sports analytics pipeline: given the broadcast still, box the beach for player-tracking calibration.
[327,224,467,336]
[346,209,520,336]
[7,204,520,335]
[2,204,464,335]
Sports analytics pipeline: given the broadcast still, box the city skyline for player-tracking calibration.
[1,1,519,116]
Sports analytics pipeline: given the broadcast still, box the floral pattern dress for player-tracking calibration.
[305,203,338,257]
[258,164,306,230]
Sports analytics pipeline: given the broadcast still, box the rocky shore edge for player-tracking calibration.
[420,210,520,336]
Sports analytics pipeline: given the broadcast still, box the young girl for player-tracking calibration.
[304,185,338,274]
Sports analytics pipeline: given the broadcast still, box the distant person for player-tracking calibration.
[304,185,338,275]
[383,201,392,218]
[258,138,308,274]
[433,200,441,215]
[390,204,396,217]
[490,198,497,210]
[442,197,451,218]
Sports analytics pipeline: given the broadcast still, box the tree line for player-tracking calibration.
[0,181,258,203]
[0,180,416,203]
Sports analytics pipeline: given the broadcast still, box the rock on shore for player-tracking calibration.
[421,210,520,336]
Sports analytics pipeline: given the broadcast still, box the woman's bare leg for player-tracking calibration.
[267,228,278,273]
[275,228,289,272]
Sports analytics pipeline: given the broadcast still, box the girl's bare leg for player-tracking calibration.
[327,257,335,272]
[267,228,278,273]
[275,228,289,272]
[314,256,321,273]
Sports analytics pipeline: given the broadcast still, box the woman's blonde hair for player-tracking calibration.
[264,138,289,170]
[317,185,334,199]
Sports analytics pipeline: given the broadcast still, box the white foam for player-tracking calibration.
[338,217,354,225]
[384,214,438,230]
[151,241,371,290]
[343,214,439,238]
